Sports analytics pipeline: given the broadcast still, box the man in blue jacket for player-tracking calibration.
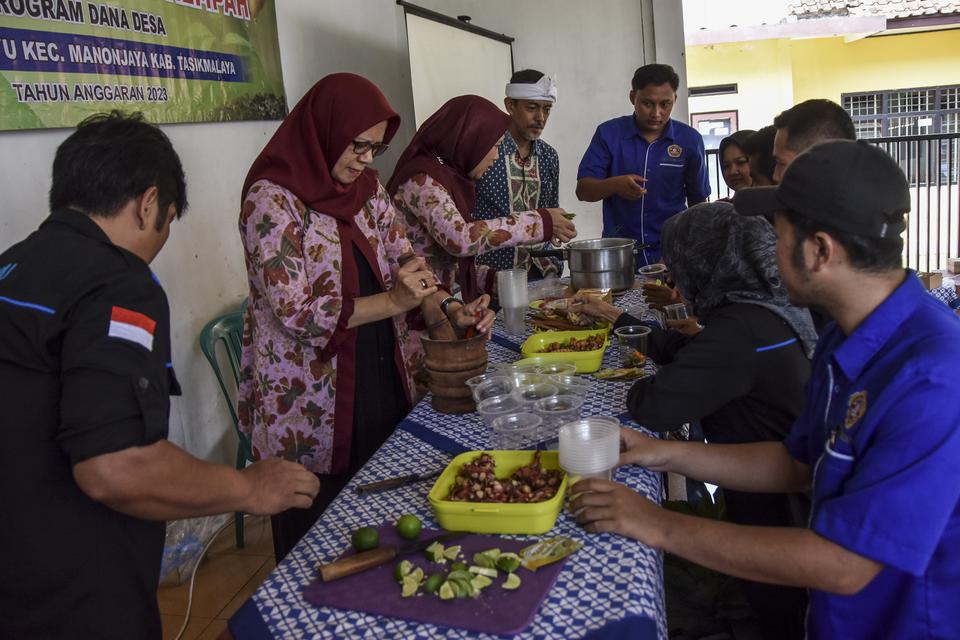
[576,63,709,265]
[572,140,960,639]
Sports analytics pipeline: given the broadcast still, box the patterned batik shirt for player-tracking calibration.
[392,174,551,297]
[475,131,562,277]
[237,180,422,474]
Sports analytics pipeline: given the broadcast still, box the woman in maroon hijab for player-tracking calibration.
[238,74,493,560]
[387,95,576,301]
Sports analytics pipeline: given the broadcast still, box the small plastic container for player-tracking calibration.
[664,303,689,321]
[428,450,569,534]
[550,374,592,398]
[515,382,558,408]
[614,325,651,368]
[466,372,509,393]
[638,263,667,284]
[534,361,577,377]
[508,371,548,389]
[472,376,515,404]
[490,412,542,450]
[535,395,584,448]
[476,393,524,427]
[511,361,544,376]
[559,417,621,480]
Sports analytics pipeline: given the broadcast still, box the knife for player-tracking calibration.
[354,470,443,495]
[319,531,464,582]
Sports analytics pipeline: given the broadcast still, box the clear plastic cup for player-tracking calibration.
[477,393,524,427]
[491,412,542,450]
[535,361,577,377]
[511,361,544,376]
[508,371,547,389]
[466,373,509,394]
[637,263,667,283]
[559,417,621,480]
[614,325,651,368]
[472,376,515,404]
[664,303,689,321]
[550,374,592,398]
[515,382,558,408]
[535,395,584,448]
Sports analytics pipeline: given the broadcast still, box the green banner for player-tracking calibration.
[0,0,286,130]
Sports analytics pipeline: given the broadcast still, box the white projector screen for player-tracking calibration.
[404,12,514,128]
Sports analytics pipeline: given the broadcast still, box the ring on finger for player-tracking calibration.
[419,279,428,290]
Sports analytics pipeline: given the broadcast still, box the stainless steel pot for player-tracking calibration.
[528,238,649,292]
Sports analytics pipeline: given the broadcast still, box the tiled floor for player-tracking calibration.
[157,515,275,640]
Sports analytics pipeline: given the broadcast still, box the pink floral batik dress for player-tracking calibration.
[237,179,423,474]
[391,173,551,296]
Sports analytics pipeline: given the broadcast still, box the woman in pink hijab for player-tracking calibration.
[387,95,576,301]
[239,74,492,560]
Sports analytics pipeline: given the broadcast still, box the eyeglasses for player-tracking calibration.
[351,139,389,157]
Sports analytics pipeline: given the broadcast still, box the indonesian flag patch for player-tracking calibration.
[108,306,156,351]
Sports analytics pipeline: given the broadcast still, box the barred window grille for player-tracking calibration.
[842,84,960,137]
[843,93,881,116]
[843,85,960,188]
[854,118,882,139]
[888,89,935,114]
[943,112,959,134]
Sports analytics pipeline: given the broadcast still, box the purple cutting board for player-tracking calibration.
[303,526,568,636]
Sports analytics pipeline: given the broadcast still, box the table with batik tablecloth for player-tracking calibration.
[227,288,666,640]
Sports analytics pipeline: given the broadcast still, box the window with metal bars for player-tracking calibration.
[843,85,960,186]
[842,85,960,137]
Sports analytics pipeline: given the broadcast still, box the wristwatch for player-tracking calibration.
[439,296,462,316]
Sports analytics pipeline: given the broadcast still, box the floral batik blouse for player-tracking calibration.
[391,173,551,296]
[237,179,421,474]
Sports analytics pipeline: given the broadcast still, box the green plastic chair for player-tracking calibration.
[199,304,254,548]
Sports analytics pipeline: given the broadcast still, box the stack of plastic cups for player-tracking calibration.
[558,417,621,481]
[497,269,528,335]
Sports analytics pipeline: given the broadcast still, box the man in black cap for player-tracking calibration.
[569,140,960,640]
[0,112,320,640]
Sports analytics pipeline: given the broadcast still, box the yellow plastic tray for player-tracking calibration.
[428,450,568,535]
[519,328,609,373]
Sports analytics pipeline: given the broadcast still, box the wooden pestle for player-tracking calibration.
[398,252,458,340]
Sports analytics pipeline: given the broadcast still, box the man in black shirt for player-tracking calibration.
[0,112,320,639]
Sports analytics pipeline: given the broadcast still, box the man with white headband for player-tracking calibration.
[475,69,565,280]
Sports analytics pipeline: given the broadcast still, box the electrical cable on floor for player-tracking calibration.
[174,516,245,640]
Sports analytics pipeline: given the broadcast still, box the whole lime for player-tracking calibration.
[351,526,380,552]
[396,514,423,540]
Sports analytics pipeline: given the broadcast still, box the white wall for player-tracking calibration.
[0,0,684,464]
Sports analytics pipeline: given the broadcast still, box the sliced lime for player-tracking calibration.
[401,575,419,597]
[425,541,446,563]
[438,581,456,600]
[471,574,493,590]
[496,552,521,573]
[443,545,461,560]
[468,565,498,578]
[393,559,413,583]
[502,573,521,590]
